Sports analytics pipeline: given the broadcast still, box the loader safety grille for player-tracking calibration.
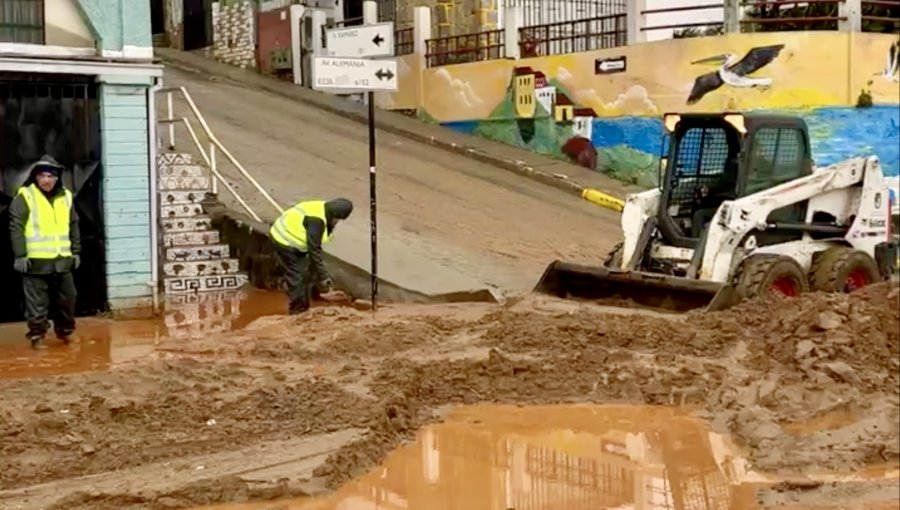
[669,126,733,218]
[746,127,807,195]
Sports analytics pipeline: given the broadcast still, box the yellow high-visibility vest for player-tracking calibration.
[269,200,333,251]
[18,184,73,259]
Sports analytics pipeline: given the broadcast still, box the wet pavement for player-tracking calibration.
[0,289,287,380]
[184,404,900,510]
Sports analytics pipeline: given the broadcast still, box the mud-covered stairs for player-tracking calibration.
[157,153,249,295]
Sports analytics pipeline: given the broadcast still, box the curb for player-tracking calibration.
[159,53,626,209]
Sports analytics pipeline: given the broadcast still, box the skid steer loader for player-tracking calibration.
[536,112,898,312]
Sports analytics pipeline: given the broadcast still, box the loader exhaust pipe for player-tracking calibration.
[534,261,738,313]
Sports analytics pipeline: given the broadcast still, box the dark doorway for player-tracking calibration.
[0,74,106,324]
[343,0,363,24]
[183,0,211,50]
[150,0,164,35]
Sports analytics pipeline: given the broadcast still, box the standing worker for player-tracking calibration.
[269,198,354,314]
[8,155,81,349]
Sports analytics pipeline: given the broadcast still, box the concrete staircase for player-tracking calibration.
[157,153,249,295]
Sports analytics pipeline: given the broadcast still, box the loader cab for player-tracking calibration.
[657,113,813,249]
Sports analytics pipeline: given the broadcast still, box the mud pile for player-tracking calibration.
[0,282,897,509]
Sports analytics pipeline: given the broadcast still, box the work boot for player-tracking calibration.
[29,334,47,350]
[56,331,77,345]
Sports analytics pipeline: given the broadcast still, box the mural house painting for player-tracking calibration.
[420,32,900,188]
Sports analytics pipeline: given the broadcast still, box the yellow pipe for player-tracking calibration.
[581,188,625,212]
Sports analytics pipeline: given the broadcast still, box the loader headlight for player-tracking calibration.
[718,204,731,227]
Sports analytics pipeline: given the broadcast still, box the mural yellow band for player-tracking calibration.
[580,188,625,212]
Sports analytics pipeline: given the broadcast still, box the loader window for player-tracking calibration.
[668,126,739,218]
[745,127,807,195]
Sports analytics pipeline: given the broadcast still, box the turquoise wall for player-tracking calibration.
[99,80,152,310]
[75,0,152,52]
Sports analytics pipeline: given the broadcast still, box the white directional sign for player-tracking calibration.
[312,57,398,92]
[325,22,395,58]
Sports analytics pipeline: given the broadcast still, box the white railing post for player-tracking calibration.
[166,91,175,149]
[290,4,306,85]
[209,142,218,195]
[413,7,432,109]
[626,0,647,45]
[503,3,521,59]
[839,0,862,32]
[723,0,742,33]
[363,0,378,24]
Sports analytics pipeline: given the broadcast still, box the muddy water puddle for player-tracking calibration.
[190,404,899,510]
[0,289,286,380]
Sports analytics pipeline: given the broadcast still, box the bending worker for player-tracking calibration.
[8,155,81,349]
[269,198,354,314]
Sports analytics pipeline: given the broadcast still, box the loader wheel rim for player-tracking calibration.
[770,277,800,297]
[844,269,871,293]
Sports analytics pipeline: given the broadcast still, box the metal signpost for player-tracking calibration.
[314,22,397,311]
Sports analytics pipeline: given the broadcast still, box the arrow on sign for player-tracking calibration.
[375,68,394,81]
[372,34,384,46]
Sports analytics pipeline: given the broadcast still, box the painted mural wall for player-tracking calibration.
[375,54,421,111]
[414,32,900,186]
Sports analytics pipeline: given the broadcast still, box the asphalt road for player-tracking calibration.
[161,65,622,296]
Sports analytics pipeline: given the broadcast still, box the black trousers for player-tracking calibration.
[273,242,314,314]
[22,271,77,339]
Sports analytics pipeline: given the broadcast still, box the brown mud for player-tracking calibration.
[0,283,897,510]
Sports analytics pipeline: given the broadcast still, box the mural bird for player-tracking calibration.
[686,44,785,105]
[879,40,899,82]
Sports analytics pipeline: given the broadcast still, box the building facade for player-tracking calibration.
[0,0,162,320]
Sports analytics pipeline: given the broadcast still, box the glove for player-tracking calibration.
[319,278,335,293]
[13,257,30,273]
[73,254,81,270]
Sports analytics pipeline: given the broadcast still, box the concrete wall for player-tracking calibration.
[45,0,95,48]
[99,78,153,311]
[211,0,257,69]
[75,0,153,57]
[401,32,900,185]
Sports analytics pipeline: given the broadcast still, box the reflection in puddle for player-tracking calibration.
[0,289,286,380]
[191,405,898,510]
[193,405,769,510]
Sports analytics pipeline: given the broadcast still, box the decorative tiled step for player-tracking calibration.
[158,153,192,166]
[158,164,206,179]
[164,289,244,306]
[163,230,221,247]
[166,244,230,261]
[162,216,212,233]
[164,274,249,294]
[164,300,242,326]
[163,258,240,277]
[161,190,208,205]
[161,203,204,218]
[160,175,211,191]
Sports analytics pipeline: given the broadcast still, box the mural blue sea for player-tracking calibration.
[444,105,900,188]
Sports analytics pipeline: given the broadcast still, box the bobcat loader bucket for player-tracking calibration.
[534,261,740,313]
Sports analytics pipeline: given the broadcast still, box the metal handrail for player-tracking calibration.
[159,116,263,222]
[158,86,285,219]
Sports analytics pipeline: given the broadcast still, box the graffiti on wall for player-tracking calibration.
[417,32,900,185]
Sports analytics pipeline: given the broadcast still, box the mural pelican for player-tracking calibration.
[686,44,785,105]
[879,40,899,82]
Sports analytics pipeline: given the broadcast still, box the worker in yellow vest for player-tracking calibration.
[8,155,81,349]
[269,198,353,314]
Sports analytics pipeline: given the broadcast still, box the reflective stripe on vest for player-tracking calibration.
[18,184,73,259]
[269,200,333,251]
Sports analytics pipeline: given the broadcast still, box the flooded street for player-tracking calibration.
[0,285,897,510]
[0,289,286,380]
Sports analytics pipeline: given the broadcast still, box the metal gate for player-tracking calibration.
[0,74,106,323]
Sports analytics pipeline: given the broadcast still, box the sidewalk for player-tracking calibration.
[155,48,639,200]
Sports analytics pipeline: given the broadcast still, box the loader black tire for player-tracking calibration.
[603,242,624,269]
[809,247,881,293]
[734,255,809,301]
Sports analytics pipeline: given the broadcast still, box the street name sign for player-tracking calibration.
[312,57,398,92]
[325,22,395,58]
